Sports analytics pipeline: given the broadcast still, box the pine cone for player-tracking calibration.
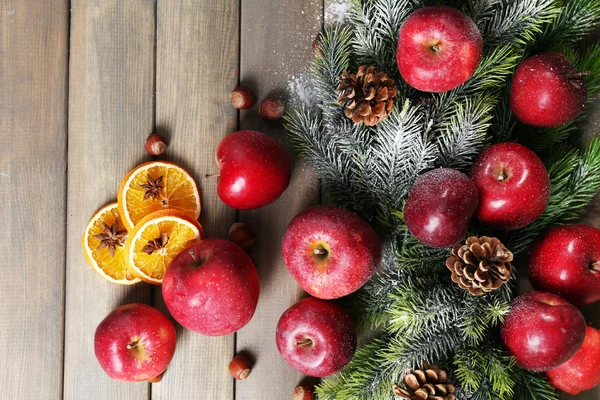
[393,365,455,400]
[446,236,513,296]
[337,66,397,126]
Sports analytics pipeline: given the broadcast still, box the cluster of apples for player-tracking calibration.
[500,224,600,395]
[275,206,381,377]
[94,129,293,382]
[397,4,598,396]
[396,5,589,247]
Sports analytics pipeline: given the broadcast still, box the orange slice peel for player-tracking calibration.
[82,202,141,285]
[126,209,204,284]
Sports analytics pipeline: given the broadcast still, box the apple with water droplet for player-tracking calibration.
[396,6,483,93]
[510,52,587,127]
[404,168,478,248]
[281,206,381,299]
[216,130,292,210]
[162,238,260,336]
[276,297,356,377]
[529,224,600,307]
[470,142,550,230]
[94,303,176,382]
[546,326,600,395]
[500,291,586,371]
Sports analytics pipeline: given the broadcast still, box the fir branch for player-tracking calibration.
[365,100,436,221]
[313,25,354,122]
[347,0,417,83]
[454,343,516,400]
[535,0,600,50]
[477,0,559,48]
[435,95,495,170]
[513,369,559,400]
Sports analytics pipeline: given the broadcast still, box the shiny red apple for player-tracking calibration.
[276,297,356,377]
[396,6,483,93]
[162,238,260,336]
[281,206,381,299]
[500,291,586,371]
[546,326,600,395]
[470,142,550,230]
[529,224,600,307]
[404,168,478,248]
[216,130,292,210]
[94,303,176,382]
[510,52,587,127]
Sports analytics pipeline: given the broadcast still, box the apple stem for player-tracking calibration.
[431,44,440,52]
[313,247,328,256]
[205,173,220,178]
[568,71,591,80]
[591,261,600,272]
[127,341,138,350]
[295,338,313,349]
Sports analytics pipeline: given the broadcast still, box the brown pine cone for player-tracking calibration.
[446,236,513,296]
[393,364,455,400]
[337,65,397,126]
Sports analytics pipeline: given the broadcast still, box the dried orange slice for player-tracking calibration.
[82,203,141,285]
[118,161,201,231]
[126,209,204,284]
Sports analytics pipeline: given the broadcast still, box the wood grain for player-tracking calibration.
[151,1,239,398]
[64,1,155,398]
[236,1,323,399]
[0,1,68,399]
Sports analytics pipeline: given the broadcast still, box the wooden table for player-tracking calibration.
[1,1,599,399]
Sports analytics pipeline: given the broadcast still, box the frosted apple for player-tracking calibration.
[510,52,587,127]
[94,303,176,382]
[281,206,381,299]
[470,142,550,230]
[404,168,478,248]
[529,224,600,306]
[397,6,483,92]
[500,291,586,371]
[546,326,600,395]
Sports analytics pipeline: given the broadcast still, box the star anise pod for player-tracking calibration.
[93,221,128,258]
[142,232,169,255]
[140,174,164,201]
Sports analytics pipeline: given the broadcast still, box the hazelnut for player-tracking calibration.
[228,354,252,380]
[228,222,256,249]
[144,133,167,156]
[259,96,285,120]
[293,384,315,400]
[231,86,255,110]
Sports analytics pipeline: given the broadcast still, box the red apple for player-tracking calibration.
[162,238,260,336]
[94,303,176,382]
[500,291,586,371]
[396,6,483,93]
[529,224,600,307]
[281,206,381,299]
[276,297,356,377]
[510,52,587,128]
[404,168,478,248]
[546,326,600,395]
[216,130,292,210]
[470,142,550,230]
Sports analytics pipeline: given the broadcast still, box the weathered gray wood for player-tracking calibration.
[64,1,155,398]
[236,1,323,399]
[151,1,239,398]
[0,2,68,399]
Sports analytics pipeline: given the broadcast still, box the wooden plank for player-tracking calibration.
[151,1,239,399]
[64,1,155,398]
[0,2,68,399]
[236,1,323,399]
